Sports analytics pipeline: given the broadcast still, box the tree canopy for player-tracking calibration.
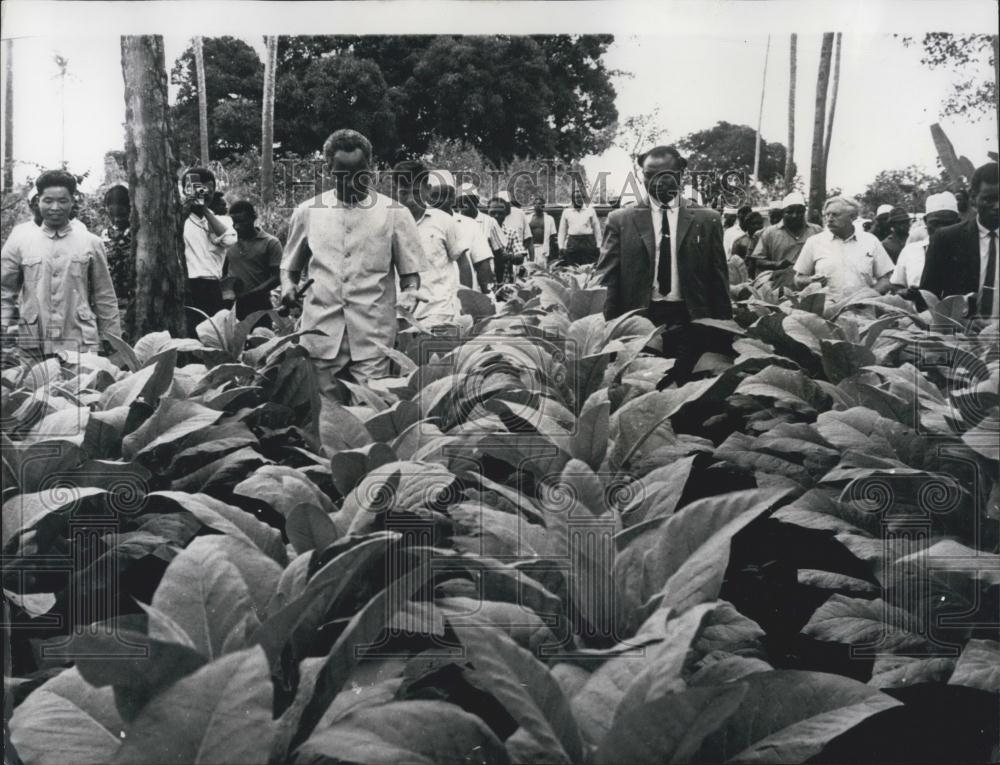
[900,33,997,122]
[170,36,264,162]
[859,165,949,215]
[678,121,792,187]
[168,35,620,165]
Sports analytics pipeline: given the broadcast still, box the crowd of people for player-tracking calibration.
[1,126,997,451]
[714,164,997,319]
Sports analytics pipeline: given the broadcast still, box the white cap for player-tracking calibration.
[924,191,959,215]
[769,199,783,210]
[497,190,512,202]
[723,206,738,215]
[876,204,893,217]
[457,182,479,199]
[781,191,806,208]
[427,169,455,190]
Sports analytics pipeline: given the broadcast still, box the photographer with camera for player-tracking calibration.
[181,167,236,337]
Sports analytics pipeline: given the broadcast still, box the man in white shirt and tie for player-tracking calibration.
[595,145,732,387]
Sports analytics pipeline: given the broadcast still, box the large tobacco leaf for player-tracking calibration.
[9,667,124,765]
[112,646,276,764]
[150,536,260,658]
[692,670,902,763]
[292,700,509,765]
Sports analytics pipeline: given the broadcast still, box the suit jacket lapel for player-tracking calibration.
[966,217,981,283]
[632,204,656,264]
[675,197,694,250]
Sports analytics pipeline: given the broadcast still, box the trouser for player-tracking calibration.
[533,243,548,268]
[643,300,699,388]
[186,277,223,337]
[310,339,391,454]
[495,253,516,284]
[234,289,274,328]
[563,235,598,266]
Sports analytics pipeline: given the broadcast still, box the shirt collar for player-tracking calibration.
[41,222,73,239]
[329,188,374,209]
[827,228,857,243]
[977,218,997,237]
[648,194,677,211]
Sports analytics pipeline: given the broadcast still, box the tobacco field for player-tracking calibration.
[2,268,999,764]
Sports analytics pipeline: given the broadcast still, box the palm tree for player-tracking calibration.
[261,36,278,205]
[193,36,209,165]
[809,33,834,216]
[52,52,71,167]
[121,35,188,339]
[784,34,797,189]
[752,35,772,183]
[823,33,843,173]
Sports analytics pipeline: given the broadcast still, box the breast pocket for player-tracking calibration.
[21,255,43,286]
[358,215,393,275]
[421,230,449,269]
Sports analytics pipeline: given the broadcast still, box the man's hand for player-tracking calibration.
[184,196,205,217]
[279,284,303,317]
[397,286,431,314]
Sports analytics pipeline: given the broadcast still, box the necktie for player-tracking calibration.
[981,230,997,318]
[657,206,672,296]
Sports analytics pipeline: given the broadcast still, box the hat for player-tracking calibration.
[769,199,783,210]
[888,207,910,224]
[427,169,455,190]
[457,182,480,200]
[875,204,893,218]
[924,191,959,216]
[781,191,806,209]
[723,206,738,215]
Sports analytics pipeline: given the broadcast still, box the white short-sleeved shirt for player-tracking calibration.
[453,213,494,266]
[794,229,894,302]
[723,223,744,256]
[414,208,466,324]
[184,213,236,279]
[890,240,928,289]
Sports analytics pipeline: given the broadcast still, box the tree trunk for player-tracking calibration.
[809,33,834,216]
[261,36,278,205]
[822,33,842,174]
[784,34,797,189]
[753,35,771,183]
[194,36,209,166]
[121,35,188,340]
[3,39,13,191]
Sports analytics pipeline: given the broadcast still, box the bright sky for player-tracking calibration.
[1,1,997,199]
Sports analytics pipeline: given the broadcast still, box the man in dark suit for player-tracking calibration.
[920,162,999,319]
[595,145,732,386]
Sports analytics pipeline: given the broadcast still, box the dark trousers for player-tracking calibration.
[563,234,598,266]
[235,290,274,328]
[643,300,699,387]
[186,277,223,337]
